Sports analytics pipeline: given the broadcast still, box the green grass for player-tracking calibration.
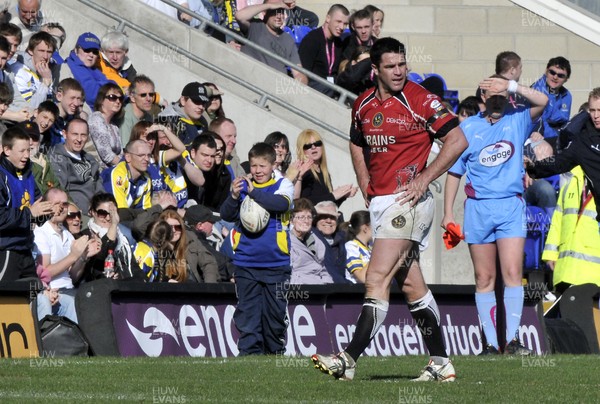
[0,355,598,403]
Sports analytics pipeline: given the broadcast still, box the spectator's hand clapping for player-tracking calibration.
[29,198,55,218]
[85,236,101,259]
[332,184,354,200]
[156,190,177,210]
[231,176,246,200]
[71,235,89,257]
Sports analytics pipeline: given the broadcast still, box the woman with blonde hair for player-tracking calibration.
[291,129,357,206]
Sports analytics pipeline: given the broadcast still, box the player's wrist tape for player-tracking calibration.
[508,80,518,94]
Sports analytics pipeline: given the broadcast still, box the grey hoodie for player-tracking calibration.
[49,143,104,215]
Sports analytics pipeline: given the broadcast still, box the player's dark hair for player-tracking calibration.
[370,37,405,68]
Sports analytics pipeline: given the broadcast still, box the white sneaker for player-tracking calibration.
[311,351,356,381]
[411,360,456,382]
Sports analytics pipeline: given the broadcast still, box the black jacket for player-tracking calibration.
[527,113,600,220]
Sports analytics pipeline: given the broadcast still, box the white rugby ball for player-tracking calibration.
[240,196,270,233]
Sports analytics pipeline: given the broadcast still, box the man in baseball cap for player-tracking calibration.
[76,32,101,51]
[185,204,219,228]
[60,31,110,109]
[185,204,233,281]
[157,81,212,149]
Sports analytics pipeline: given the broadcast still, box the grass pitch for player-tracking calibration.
[0,354,598,403]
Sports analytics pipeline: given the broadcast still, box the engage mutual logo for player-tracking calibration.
[479,141,514,167]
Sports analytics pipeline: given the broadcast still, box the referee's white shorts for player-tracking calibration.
[369,189,434,248]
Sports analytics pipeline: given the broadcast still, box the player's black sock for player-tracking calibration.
[408,290,448,358]
[344,297,389,362]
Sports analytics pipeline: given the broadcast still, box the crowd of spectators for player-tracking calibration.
[0,0,390,330]
[0,0,596,358]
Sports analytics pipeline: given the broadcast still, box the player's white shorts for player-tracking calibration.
[369,190,434,246]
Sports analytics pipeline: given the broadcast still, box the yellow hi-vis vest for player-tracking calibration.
[542,166,600,287]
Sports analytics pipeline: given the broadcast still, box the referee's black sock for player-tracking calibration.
[344,297,389,362]
[408,290,448,362]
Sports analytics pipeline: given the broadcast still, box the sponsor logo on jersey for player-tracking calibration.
[479,141,514,166]
[116,176,124,187]
[372,112,384,127]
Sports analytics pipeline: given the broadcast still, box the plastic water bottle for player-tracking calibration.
[104,250,115,278]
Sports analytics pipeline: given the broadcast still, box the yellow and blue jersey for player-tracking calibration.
[133,240,158,282]
[345,238,372,278]
[221,177,294,268]
[159,150,191,208]
[102,161,152,209]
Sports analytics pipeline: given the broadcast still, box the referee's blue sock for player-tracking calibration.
[504,286,524,342]
[475,291,498,349]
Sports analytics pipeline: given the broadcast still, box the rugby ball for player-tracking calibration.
[240,196,270,233]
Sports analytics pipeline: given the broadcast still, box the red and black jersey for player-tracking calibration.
[350,82,458,197]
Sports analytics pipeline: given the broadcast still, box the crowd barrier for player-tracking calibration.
[3,280,576,358]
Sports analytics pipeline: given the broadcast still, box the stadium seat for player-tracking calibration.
[340,28,351,41]
[408,72,424,84]
[284,25,313,46]
[524,206,552,270]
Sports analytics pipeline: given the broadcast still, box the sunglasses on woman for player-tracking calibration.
[303,140,323,151]
[96,209,111,218]
[66,211,82,219]
[105,94,123,102]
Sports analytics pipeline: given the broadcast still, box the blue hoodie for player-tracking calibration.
[531,75,572,139]
[0,154,41,251]
[65,50,112,110]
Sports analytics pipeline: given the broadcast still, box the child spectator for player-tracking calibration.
[0,125,55,281]
[20,120,61,194]
[43,78,86,151]
[220,142,294,355]
[32,100,58,136]
[344,210,372,284]
[0,81,12,135]
[457,96,481,123]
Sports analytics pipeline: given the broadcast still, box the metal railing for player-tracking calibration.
[158,0,357,107]
[78,0,352,141]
